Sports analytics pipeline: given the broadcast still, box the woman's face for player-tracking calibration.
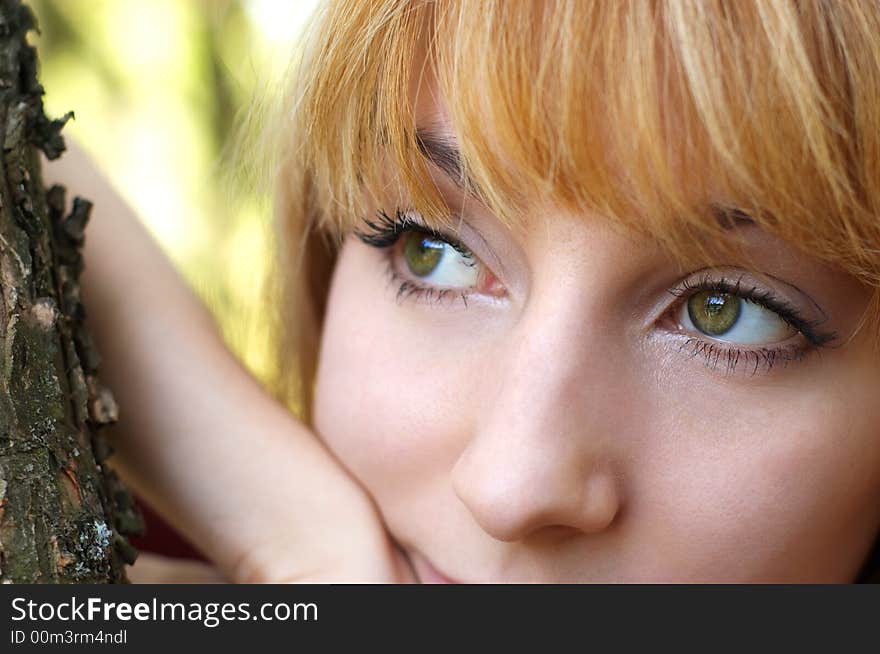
[311,88,880,583]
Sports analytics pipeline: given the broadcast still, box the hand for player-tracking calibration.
[215,464,419,584]
[126,479,418,584]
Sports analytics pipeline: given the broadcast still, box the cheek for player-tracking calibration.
[312,241,479,519]
[637,359,880,581]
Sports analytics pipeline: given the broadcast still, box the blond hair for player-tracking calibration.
[262,0,880,421]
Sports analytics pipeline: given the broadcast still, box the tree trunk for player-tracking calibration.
[0,0,141,583]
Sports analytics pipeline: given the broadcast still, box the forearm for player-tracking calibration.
[41,142,383,581]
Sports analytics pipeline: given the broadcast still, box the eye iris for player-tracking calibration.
[687,290,741,335]
[403,233,444,277]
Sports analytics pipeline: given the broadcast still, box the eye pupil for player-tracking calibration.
[688,290,741,335]
[403,233,444,277]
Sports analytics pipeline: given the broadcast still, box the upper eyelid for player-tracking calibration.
[400,212,486,264]
[396,212,471,253]
[355,209,465,249]
[357,208,506,275]
[670,267,827,318]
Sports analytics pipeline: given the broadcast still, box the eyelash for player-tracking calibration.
[353,209,839,374]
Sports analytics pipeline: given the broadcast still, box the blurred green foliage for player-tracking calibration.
[27,0,318,387]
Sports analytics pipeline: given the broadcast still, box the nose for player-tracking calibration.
[451,298,624,543]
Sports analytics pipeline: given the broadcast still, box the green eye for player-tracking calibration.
[687,290,741,336]
[403,233,445,277]
[396,229,481,290]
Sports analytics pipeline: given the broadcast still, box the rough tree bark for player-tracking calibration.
[0,0,141,582]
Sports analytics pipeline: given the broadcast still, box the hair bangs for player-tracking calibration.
[426,1,880,283]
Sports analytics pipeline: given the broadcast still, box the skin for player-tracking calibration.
[311,86,880,583]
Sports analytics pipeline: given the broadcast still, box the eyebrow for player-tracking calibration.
[415,127,482,199]
[415,128,759,232]
[710,204,757,230]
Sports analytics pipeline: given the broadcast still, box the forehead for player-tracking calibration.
[411,59,452,133]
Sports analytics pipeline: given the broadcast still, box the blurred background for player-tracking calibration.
[28,0,320,390]
[27,0,321,563]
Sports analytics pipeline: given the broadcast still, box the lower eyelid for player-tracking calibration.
[665,330,816,375]
[382,253,474,307]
